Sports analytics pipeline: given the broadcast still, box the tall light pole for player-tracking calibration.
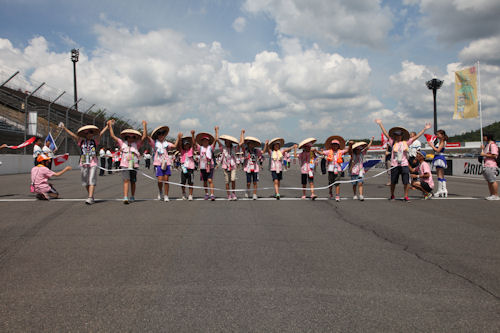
[426,78,444,134]
[71,49,79,111]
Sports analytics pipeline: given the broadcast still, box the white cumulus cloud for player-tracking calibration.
[232,17,247,33]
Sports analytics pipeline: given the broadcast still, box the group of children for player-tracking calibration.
[28,118,499,203]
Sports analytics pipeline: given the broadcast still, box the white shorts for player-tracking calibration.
[483,167,498,183]
[81,165,97,186]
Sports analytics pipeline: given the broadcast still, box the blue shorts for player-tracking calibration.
[201,169,214,181]
[246,172,259,183]
[351,175,364,184]
[155,165,171,177]
[271,171,283,181]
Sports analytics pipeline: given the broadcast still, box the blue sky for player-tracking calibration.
[1,0,500,141]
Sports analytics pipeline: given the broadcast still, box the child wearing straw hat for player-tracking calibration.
[194,127,218,201]
[409,150,434,199]
[348,137,374,201]
[148,125,180,202]
[108,119,148,204]
[176,130,197,200]
[263,137,296,200]
[319,135,348,202]
[31,154,72,200]
[298,137,319,200]
[375,119,431,202]
[60,123,108,204]
[216,129,243,201]
[241,130,263,200]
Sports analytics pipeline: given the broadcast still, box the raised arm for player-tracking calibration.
[107,120,120,142]
[363,136,375,152]
[175,132,182,150]
[98,125,108,139]
[191,130,199,150]
[375,119,390,139]
[263,140,270,155]
[212,126,219,149]
[347,140,354,154]
[60,123,79,141]
[141,121,147,142]
[239,129,245,147]
[282,144,297,154]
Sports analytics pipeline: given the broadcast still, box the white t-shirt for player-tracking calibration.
[409,139,421,157]
[99,148,106,158]
[33,144,42,158]
[42,146,54,158]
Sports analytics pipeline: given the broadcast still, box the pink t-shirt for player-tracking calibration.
[31,165,55,193]
[350,151,367,176]
[298,151,316,174]
[389,138,415,167]
[243,147,262,173]
[117,139,142,168]
[417,161,434,188]
[220,146,237,171]
[198,145,214,171]
[180,147,195,169]
[78,138,100,167]
[148,138,174,166]
[484,142,499,168]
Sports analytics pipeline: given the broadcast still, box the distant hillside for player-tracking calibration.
[449,121,500,141]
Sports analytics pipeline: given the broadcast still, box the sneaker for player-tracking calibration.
[311,194,317,200]
[227,194,232,200]
[210,194,215,201]
[329,193,334,200]
[301,195,306,200]
[335,196,340,202]
[353,195,358,200]
[404,196,410,202]
[232,193,238,201]
[157,193,164,201]
[182,195,187,200]
[204,194,209,200]
[276,193,280,200]
[188,194,193,201]
[486,195,500,201]
[129,196,135,203]
[244,191,249,198]
[359,195,364,201]
[164,196,169,202]
[85,197,93,205]
[123,197,129,204]
[389,195,395,201]
[424,193,432,200]
[252,193,258,200]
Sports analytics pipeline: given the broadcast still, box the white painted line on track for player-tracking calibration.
[0,197,483,202]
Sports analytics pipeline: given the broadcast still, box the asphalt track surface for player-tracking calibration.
[0,165,499,332]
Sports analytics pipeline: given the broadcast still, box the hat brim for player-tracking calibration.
[244,136,261,146]
[77,125,99,137]
[352,142,367,150]
[389,127,410,141]
[120,129,142,139]
[269,137,285,148]
[219,134,239,145]
[195,132,215,145]
[299,137,317,149]
[151,125,170,139]
[324,135,345,150]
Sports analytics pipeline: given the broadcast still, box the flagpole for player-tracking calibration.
[477,61,483,143]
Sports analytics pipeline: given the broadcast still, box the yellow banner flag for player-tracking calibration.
[454,66,478,119]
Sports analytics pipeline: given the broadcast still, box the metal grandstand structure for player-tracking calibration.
[0,66,135,155]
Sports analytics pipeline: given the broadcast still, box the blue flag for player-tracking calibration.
[45,132,57,151]
[363,159,381,171]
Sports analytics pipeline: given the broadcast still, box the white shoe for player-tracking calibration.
[244,191,249,198]
[359,195,364,201]
[353,195,358,200]
[158,193,164,201]
[433,182,443,197]
[442,181,448,198]
[85,197,93,205]
[164,196,169,202]
[252,194,258,200]
[188,195,193,201]
[182,195,187,200]
[486,195,500,201]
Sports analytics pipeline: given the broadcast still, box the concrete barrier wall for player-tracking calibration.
[0,154,81,175]
[452,158,499,178]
